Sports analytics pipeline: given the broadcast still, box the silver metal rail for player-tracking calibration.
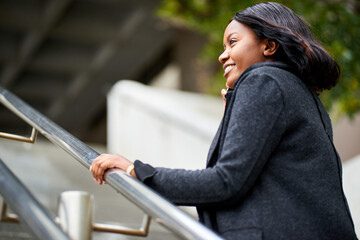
[0,86,223,240]
[0,158,71,240]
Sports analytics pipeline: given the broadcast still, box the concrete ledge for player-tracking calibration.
[343,154,360,235]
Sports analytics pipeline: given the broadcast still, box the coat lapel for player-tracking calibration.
[205,88,235,167]
[206,121,222,166]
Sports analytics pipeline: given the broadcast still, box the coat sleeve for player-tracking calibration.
[135,72,286,206]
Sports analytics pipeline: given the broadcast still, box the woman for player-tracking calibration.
[91,2,357,239]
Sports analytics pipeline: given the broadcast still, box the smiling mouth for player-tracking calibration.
[224,65,234,75]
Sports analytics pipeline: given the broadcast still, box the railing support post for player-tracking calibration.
[58,191,93,240]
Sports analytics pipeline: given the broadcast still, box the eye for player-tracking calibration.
[229,39,237,45]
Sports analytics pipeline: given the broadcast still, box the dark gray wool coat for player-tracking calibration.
[134,62,358,240]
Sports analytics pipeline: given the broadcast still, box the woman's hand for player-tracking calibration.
[90,153,134,185]
[221,88,228,110]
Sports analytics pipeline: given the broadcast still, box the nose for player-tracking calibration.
[218,50,229,64]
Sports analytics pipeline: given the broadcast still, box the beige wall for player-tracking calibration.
[333,114,360,162]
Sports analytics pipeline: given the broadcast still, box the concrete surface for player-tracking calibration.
[0,138,179,240]
[343,154,360,235]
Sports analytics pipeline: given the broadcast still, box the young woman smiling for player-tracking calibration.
[91,2,357,239]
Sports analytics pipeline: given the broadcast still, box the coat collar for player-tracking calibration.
[206,61,296,167]
[233,61,297,89]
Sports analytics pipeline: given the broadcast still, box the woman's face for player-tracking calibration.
[219,20,268,89]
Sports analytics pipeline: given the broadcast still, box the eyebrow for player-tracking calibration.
[227,32,238,39]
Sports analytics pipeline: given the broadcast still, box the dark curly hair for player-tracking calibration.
[233,2,340,93]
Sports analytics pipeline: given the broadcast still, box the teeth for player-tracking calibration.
[224,65,234,74]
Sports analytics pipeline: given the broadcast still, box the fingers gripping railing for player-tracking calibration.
[0,86,223,240]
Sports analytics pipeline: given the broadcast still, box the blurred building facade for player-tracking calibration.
[0,0,207,144]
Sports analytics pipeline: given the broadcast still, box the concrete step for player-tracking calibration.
[0,139,182,239]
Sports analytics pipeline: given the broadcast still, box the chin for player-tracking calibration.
[226,81,235,89]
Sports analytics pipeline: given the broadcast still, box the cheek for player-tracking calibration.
[233,58,247,75]
[232,49,249,71]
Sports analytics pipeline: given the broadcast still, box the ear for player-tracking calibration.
[263,39,279,57]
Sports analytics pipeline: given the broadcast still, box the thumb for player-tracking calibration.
[221,89,227,107]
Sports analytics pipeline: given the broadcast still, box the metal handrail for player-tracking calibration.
[0,158,71,240]
[0,86,223,240]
